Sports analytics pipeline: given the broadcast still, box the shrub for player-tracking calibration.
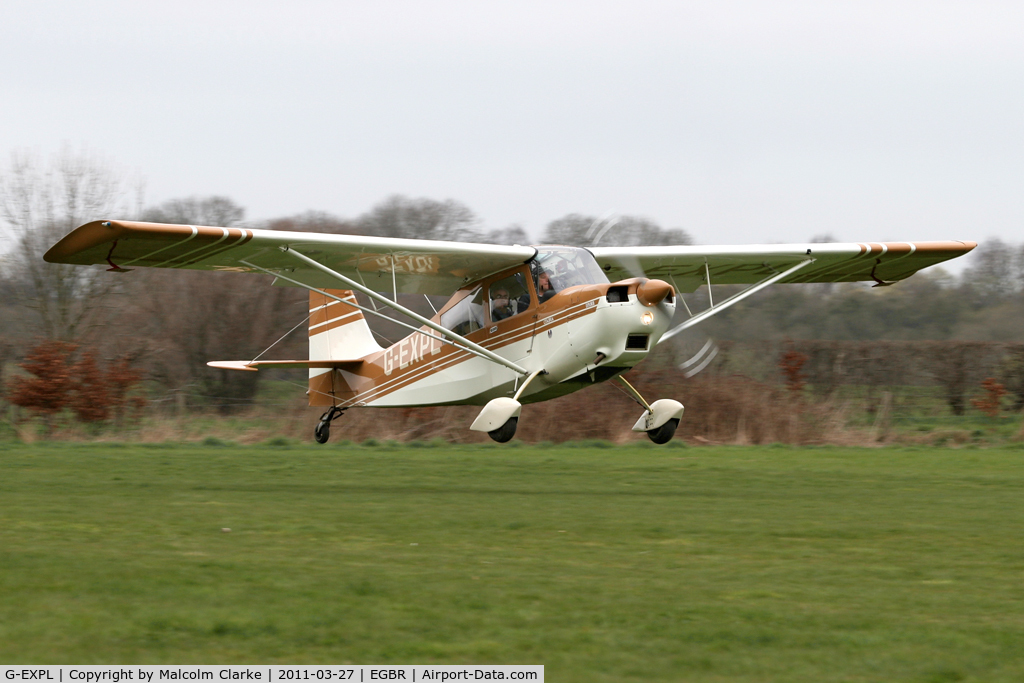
[971,378,1007,418]
[6,340,146,433]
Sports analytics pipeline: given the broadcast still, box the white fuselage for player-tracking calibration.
[363,287,675,408]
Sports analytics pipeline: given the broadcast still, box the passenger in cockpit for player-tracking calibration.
[537,269,557,303]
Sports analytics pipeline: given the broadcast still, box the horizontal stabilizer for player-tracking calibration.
[207,359,364,372]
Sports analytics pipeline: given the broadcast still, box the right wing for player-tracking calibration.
[589,241,977,292]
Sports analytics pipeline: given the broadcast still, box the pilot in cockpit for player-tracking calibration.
[491,289,514,321]
[536,269,557,303]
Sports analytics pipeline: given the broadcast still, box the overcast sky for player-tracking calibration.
[2,0,1021,247]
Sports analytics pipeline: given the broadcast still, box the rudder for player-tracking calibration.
[308,289,382,360]
[308,289,382,406]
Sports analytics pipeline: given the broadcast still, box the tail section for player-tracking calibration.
[308,289,382,360]
[308,289,382,406]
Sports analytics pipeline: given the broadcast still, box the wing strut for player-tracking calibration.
[248,262,450,346]
[249,248,530,377]
[659,259,815,344]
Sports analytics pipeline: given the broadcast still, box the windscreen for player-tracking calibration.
[532,247,610,294]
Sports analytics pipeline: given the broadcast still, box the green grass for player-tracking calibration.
[2,442,1024,681]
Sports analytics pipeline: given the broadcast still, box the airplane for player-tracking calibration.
[45,220,976,444]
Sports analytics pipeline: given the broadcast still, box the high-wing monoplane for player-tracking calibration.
[46,221,975,444]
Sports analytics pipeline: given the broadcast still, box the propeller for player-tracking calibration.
[586,212,718,375]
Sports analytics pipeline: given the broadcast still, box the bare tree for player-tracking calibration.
[141,195,244,226]
[0,147,134,340]
[542,213,692,247]
[1015,243,1024,295]
[543,214,596,245]
[962,238,1020,300]
[121,195,309,413]
[482,224,531,246]
[125,267,303,413]
[356,195,481,241]
[614,216,692,247]
[266,210,358,235]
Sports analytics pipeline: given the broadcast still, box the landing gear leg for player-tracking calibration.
[314,406,345,444]
[616,377,685,445]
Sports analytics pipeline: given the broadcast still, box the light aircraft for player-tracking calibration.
[45,221,975,444]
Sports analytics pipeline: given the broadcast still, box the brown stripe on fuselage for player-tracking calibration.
[317,290,604,408]
[324,302,573,407]
[350,300,601,407]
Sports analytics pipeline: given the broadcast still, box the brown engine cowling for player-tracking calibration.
[603,278,675,307]
[635,279,674,307]
[536,278,676,310]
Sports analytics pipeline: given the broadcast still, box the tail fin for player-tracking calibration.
[308,289,382,406]
[308,289,382,360]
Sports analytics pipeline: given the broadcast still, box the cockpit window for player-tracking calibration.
[439,286,484,336]
[532,247,609,299]
[489,272,530,323]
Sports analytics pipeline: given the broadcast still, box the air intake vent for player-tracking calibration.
[625,334,649,350]
[606,286,629,303]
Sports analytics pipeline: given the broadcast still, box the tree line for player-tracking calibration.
[0,148,695,417]
[1,147,1021,426]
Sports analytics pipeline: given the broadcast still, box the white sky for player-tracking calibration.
[2,0,1022,247]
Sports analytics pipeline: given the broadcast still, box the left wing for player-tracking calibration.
[590,241,976,292]
[44,220,537,295]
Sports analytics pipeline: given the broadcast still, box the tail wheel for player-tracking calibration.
[647,418,679,445]
[314,421,330,444]
[314,406,344,444]
[488,417,518,443]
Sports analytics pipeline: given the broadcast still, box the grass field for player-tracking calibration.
[2,441,1024,681]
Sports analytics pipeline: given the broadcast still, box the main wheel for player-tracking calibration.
[647,418,679,445]
[314,421,330,444]
[488,417,518,443]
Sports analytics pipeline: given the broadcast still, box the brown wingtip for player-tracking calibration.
[906,240,978,254]
[44,219,123,263]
